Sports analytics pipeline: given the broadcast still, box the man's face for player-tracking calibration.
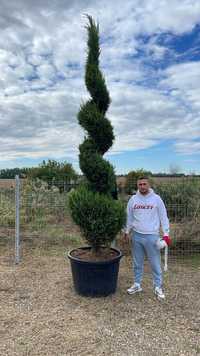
[137,179,150,195]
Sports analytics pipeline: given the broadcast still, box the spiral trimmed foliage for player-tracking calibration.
[68,15,125,254]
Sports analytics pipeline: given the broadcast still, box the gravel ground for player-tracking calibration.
[0,247,200,356]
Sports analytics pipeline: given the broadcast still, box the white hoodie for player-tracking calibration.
[126,188,169,235]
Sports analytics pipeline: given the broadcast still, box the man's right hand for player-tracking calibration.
[163,235,172,246]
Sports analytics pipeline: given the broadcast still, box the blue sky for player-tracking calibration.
[0,0,200,174]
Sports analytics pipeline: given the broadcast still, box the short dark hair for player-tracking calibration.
[137,176,149,181]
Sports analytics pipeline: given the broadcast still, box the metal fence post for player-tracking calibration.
[15,175,20,264]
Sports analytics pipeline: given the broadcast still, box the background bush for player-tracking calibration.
[153,178,200,222]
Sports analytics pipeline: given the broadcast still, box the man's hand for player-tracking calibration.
[163,235,172,246]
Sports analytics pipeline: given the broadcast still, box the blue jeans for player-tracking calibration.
[131,231,162,288]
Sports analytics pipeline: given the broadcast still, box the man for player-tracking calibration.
[124,176,171,300]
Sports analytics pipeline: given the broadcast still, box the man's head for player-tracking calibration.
[137,176,150,195]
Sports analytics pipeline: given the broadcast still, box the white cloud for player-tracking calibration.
[139,0,200,34]
[175,140,200,155]
[0,0,200,170]
[161,62,200,91]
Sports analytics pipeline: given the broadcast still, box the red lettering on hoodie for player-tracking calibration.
[133,204,154,210]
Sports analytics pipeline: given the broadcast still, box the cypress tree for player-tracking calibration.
[68,15,125,255]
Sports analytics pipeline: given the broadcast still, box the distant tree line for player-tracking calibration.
[0,164,198,194]
[0,160,78,191]
[0,167,28,178]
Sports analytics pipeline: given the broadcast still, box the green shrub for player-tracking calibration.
[28,159,77,192]
[153,179,200,222]
[69,186,125,250]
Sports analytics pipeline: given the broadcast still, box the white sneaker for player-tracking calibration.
[127,283,143,295]
[154,287,165,300]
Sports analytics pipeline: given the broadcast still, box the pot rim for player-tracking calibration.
[67,246,123,265]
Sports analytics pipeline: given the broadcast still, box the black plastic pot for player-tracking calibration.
[67,246,123,297]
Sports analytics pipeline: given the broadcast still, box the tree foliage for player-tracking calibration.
[0,168,28,178]
[68,15,125,253]
[28,160,77,191]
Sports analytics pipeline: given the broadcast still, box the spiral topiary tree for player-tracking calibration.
[68,15,125,256]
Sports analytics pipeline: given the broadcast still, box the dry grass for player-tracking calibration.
[0,240,200,356]
[0,179,16,189]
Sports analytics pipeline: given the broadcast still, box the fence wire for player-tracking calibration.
[0,177,200,269]
[0,184,15,265]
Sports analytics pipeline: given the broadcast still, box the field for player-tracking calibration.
[1,235,200,356]
[0,179,200,355]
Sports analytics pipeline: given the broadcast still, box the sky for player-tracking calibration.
[0,0,200,175]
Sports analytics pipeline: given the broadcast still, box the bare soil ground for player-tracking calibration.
[1,240,200,356]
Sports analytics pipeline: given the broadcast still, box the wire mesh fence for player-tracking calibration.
[0,176,200,269]
[0,177,80,265]
[0,182,15,265]
[18,178,81,262]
